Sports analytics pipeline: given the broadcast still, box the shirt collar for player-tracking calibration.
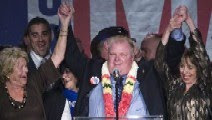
[30,50,51,69]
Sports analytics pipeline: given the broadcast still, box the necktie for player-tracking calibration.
[117,77,124,103]
[114,77,124,111]
[40,58,48,65]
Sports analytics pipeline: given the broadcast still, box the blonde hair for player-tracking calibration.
[107,35,135,56]
[0,47,28,83]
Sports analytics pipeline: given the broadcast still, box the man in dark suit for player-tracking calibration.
[25,17,52,72]
[64,25,167,117]
[65,25,187,118]
[137,31,185,118]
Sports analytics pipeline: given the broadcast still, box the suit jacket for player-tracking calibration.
[64,28,167,117]
[64,26,185,118]
[75,59,167,116]
[0,59,60,120]
[28,54,37,72]
[43,80,66,120]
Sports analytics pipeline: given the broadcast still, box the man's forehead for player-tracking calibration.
[30,24,49,31]
[141,38,158,46]
[110,40,129,47]
[109,43,131,53]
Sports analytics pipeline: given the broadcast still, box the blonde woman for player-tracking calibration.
[0,3,74,120]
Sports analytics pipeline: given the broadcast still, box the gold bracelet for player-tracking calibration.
[60,30,67,32]
[59,34,68,36]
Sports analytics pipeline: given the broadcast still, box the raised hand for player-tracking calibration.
[161,7,186,45]
[173,5,188,24]
[51,2,74,68]
[167,15,181,32]
[58,2,75,28]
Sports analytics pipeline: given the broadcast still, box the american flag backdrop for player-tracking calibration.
[0,0,212,60]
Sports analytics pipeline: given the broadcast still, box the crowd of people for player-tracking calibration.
[0,2,211,120]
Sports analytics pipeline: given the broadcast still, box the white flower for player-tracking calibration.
[128,61,139,78]
[90,76,100,84]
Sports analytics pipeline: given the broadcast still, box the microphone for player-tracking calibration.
[113,68,120,119]
[113,68,120,80]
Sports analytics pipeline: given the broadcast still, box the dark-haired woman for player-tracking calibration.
[155,5,212,120]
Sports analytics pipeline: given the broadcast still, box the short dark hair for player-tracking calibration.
[26,17,51,35]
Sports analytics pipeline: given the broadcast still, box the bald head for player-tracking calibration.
[140,34,161,61]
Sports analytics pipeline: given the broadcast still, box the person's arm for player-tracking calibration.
[185,6,209,68]
[64,26,89,82]
[186,13,196,34]
[155,8,184,91]
[31,3,74,93]
[155,14,176,75]
[166,28,186,75]
[64,16,89,82]
[155,38,169,82]
[51,3,74,68]
[170,28,184,41]
[155,35,173,93]
[165,5,189,76]
[161,5,183,46]
[186,12,211,84]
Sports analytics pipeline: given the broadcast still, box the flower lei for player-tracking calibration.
[101,61,138,117]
